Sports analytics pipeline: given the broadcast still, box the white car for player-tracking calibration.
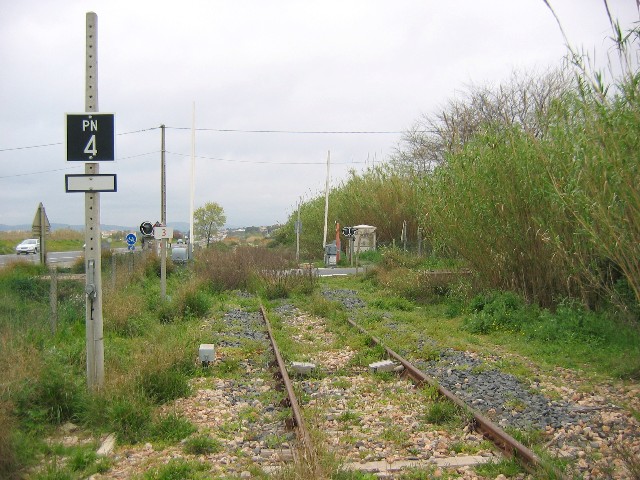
[15,238,40,254]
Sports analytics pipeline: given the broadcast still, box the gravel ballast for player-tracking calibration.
[320,288,640,479]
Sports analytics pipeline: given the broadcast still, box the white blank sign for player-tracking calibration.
[65,174,117,192]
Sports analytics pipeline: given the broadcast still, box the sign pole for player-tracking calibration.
[84,11,104,390]
[39,203,47,265]
[160,125,167,300]
[295,199,301,263]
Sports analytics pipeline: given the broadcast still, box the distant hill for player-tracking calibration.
[0,222,192,233]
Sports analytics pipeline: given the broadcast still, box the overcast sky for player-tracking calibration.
[1,1,637,230]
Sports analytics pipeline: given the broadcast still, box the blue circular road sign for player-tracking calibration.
[126,233,137,245]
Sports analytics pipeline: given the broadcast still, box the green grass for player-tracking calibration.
[183,435,223,455]
[140,459,210,480]
[423,400,460,425]
[322,273,640,382]
[3,239,640,478]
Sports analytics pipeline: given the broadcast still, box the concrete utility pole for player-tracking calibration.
[296,199,301,263]
[84,11,104,390]
[160,125,167,300]
[189,102,195,258]
[322,151,330,249]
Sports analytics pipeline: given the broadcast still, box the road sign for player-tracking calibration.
[32,202,51,234]
[127,245,135,251]
[154,226,173,240]
[65,174,117,192]
[66,113,115,161]
[126,233,137,245]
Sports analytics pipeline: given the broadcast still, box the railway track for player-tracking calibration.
[91,291,636,479]
[259,302,559,478]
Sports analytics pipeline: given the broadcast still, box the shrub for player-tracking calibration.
[7,276,48,299]
[139,367,191,405]
[463,291,535,334]
[142,252,175,279]
[150,414,196,443]
[106,395,152,444]
[179,286,210,318]
[14,363,86,431]
[370,296,414,311]
[306,294,343,319]
[156,280,210,323]
[104,289,151,337]
[253,269,316,300]
[0,405,20,480]
[195,246,296,292]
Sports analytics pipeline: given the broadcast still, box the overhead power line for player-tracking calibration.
[166,151,368,165]
[165,126,405,134]
[0,151,159,180]
[0,142,63,152]
[0,164,82,179]
[0,127,159,153]
[1,123,405,157]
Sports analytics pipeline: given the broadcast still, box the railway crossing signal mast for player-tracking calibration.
[64,12,117,390]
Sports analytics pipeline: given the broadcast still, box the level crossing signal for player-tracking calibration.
[140,222,154,237]
[341,226,357,238]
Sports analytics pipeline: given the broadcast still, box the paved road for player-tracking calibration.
[312,266,371,277]
[0,250,84,268]
[0,249,131,269]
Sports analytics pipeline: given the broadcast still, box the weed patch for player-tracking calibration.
[149,413,196,444]
[139,367,192,405]
[183,434,223,455]
[141,458,210,480]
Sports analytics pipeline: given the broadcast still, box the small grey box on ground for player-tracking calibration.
[199,344,215,366]
[291,361,316,374]
[369,360,397,373]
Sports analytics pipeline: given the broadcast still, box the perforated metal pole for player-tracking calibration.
[85,11,104,390]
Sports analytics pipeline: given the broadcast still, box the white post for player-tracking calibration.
[322,151,330,249]
[84,11,104,390]
[189,102,195,258]
[296,199,301,263]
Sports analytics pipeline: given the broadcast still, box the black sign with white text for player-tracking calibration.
[66,113,115,161]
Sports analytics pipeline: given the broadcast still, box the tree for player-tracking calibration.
[391,68,571,176]
[193,202,226,247]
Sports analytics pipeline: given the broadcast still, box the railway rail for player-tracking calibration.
[258,302,563,478]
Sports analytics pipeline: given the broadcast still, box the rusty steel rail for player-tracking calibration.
[260,305,315,461]
[345,317,564,477]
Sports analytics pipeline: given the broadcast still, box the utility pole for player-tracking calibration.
[84,11,104,390]
[322,151,330,249]
[160,125,167,300]
[295,199,301,263]
[189,102,195,259]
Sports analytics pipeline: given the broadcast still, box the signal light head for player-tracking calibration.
[140,221,154,236]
